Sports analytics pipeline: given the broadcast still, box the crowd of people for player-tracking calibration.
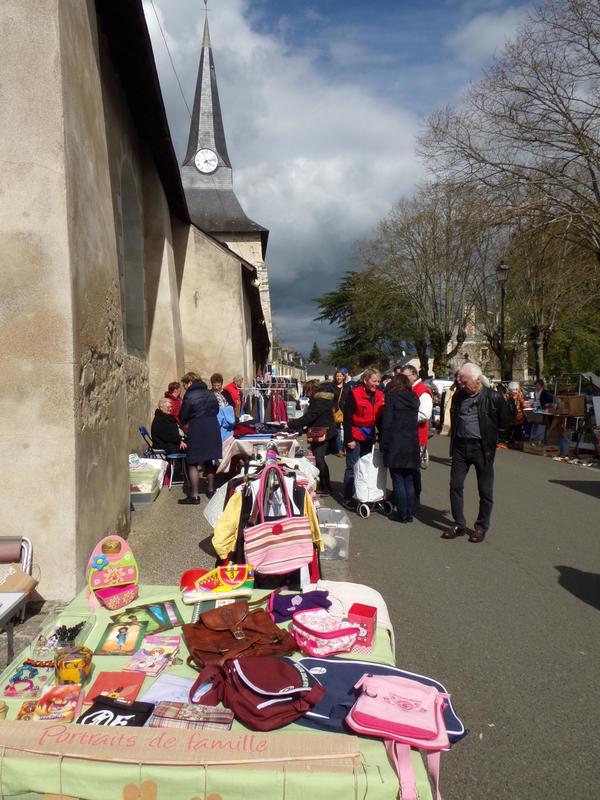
[290,362,511,542]
[150,372,244,506]
[148,361,521,542]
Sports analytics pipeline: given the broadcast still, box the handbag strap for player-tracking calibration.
[385,741,444,800]
[256,463,293,523]
[385,741,417,800]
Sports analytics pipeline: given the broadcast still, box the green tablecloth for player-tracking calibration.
[0,586,433,800]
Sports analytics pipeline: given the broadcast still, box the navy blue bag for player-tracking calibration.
[292,656,467,745]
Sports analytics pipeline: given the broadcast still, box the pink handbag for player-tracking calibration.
[291,608,360,656]
[243,464,313,575]
[346,674,450,800]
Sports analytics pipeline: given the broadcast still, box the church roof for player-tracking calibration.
[181,16,268,248]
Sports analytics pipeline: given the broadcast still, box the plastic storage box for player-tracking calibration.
[317,508,351,560]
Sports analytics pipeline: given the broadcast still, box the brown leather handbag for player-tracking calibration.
[182,600,297,669]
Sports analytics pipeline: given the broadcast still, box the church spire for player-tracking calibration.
[180,5,267,243]
[183,14,231,167]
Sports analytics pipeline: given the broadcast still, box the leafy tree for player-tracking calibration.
[420,0,600,261]
[315,268,412,371]
[358,181,482,375]
[308,342,321,363]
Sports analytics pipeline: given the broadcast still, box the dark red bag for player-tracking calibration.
[191,656,325,731]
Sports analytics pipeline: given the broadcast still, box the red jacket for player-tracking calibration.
[412,379,432,447]
[164,391,182,422]
[223,382,242,416]
[348,385,385,442]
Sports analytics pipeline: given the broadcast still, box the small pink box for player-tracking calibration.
[95,583,138,610]
[348,603,377,648]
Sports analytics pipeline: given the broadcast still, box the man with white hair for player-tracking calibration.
[442,363,510,543]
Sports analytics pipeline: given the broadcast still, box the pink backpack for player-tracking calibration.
[346,674,450,800]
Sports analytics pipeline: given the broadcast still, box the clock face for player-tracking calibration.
[194,148,219,174]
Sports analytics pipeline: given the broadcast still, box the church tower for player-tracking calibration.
[181,13,272,347]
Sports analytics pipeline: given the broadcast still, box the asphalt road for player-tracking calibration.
[323,435,600,800]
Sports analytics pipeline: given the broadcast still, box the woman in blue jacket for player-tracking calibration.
[178,372,221,504]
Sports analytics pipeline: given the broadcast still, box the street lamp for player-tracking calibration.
[496,261,510,380]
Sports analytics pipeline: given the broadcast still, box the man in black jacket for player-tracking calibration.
[442,364,510,543]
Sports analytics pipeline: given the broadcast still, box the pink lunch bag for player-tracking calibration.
[291,608,360,657]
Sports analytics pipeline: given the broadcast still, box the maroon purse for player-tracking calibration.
[306,426,329,444]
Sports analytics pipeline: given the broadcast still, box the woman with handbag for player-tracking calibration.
[287,379,337,496]
[332,369,349,456]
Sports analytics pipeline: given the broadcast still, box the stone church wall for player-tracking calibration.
[176,228,254,383]
[0,0,79,596]
[0,0,186,599]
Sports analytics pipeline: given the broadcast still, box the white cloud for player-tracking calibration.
[144,0,423,351]
[445,5,530,65]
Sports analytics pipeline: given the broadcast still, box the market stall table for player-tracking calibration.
[0,585,434,800]
[0,592,28,665]
[217,436,299,473]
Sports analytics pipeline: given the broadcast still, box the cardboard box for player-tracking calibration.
[556,395,585,416]
[348,603,377,648]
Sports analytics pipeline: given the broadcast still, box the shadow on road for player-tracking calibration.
[555,566,600,610]
[198,534,216,558]
[415,504,453,533]
[548,480,600,499]
[428,454,452,466]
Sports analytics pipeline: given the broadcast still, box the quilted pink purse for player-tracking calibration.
[291,608,360,656]
[243,464,313,575]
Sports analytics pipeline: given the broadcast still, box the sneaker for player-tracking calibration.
[206,491,216,499]
[340,497,356,510]
[178,496,200,505]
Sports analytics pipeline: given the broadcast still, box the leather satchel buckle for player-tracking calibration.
[233,627,246,640]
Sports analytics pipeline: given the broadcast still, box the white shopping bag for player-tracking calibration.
[353,448,386,503]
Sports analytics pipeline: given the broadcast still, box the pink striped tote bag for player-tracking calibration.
[243,464,313,575]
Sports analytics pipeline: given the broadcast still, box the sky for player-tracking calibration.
[143,0,532,356]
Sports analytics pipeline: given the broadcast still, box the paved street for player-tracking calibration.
[325,435,600,800]
[3,437,598,799]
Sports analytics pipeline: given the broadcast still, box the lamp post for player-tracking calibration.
[496,261,510,380]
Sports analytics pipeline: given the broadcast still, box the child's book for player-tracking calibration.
[84,670,146,706]
[3,662,55,699]
[32,684,83,722]
[122,634,180,677]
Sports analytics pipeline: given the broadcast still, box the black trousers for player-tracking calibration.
[450,438,494,530]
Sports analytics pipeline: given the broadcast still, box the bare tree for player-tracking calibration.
[358,181,482,376]
[420,0,600,261]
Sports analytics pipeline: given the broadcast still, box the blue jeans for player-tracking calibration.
[343,441,373,499]
[390,468,417,520]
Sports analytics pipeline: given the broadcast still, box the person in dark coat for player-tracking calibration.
[443,363,510,542]
[287,379,337,495]
[379,374,420,522]
[178,373,221,504]
[151,398,186,455]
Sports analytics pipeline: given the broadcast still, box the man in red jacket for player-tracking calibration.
[342,368,385,505]
[401,365,433,508]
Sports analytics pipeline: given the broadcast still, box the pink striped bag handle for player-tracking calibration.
[256,463,293,523]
